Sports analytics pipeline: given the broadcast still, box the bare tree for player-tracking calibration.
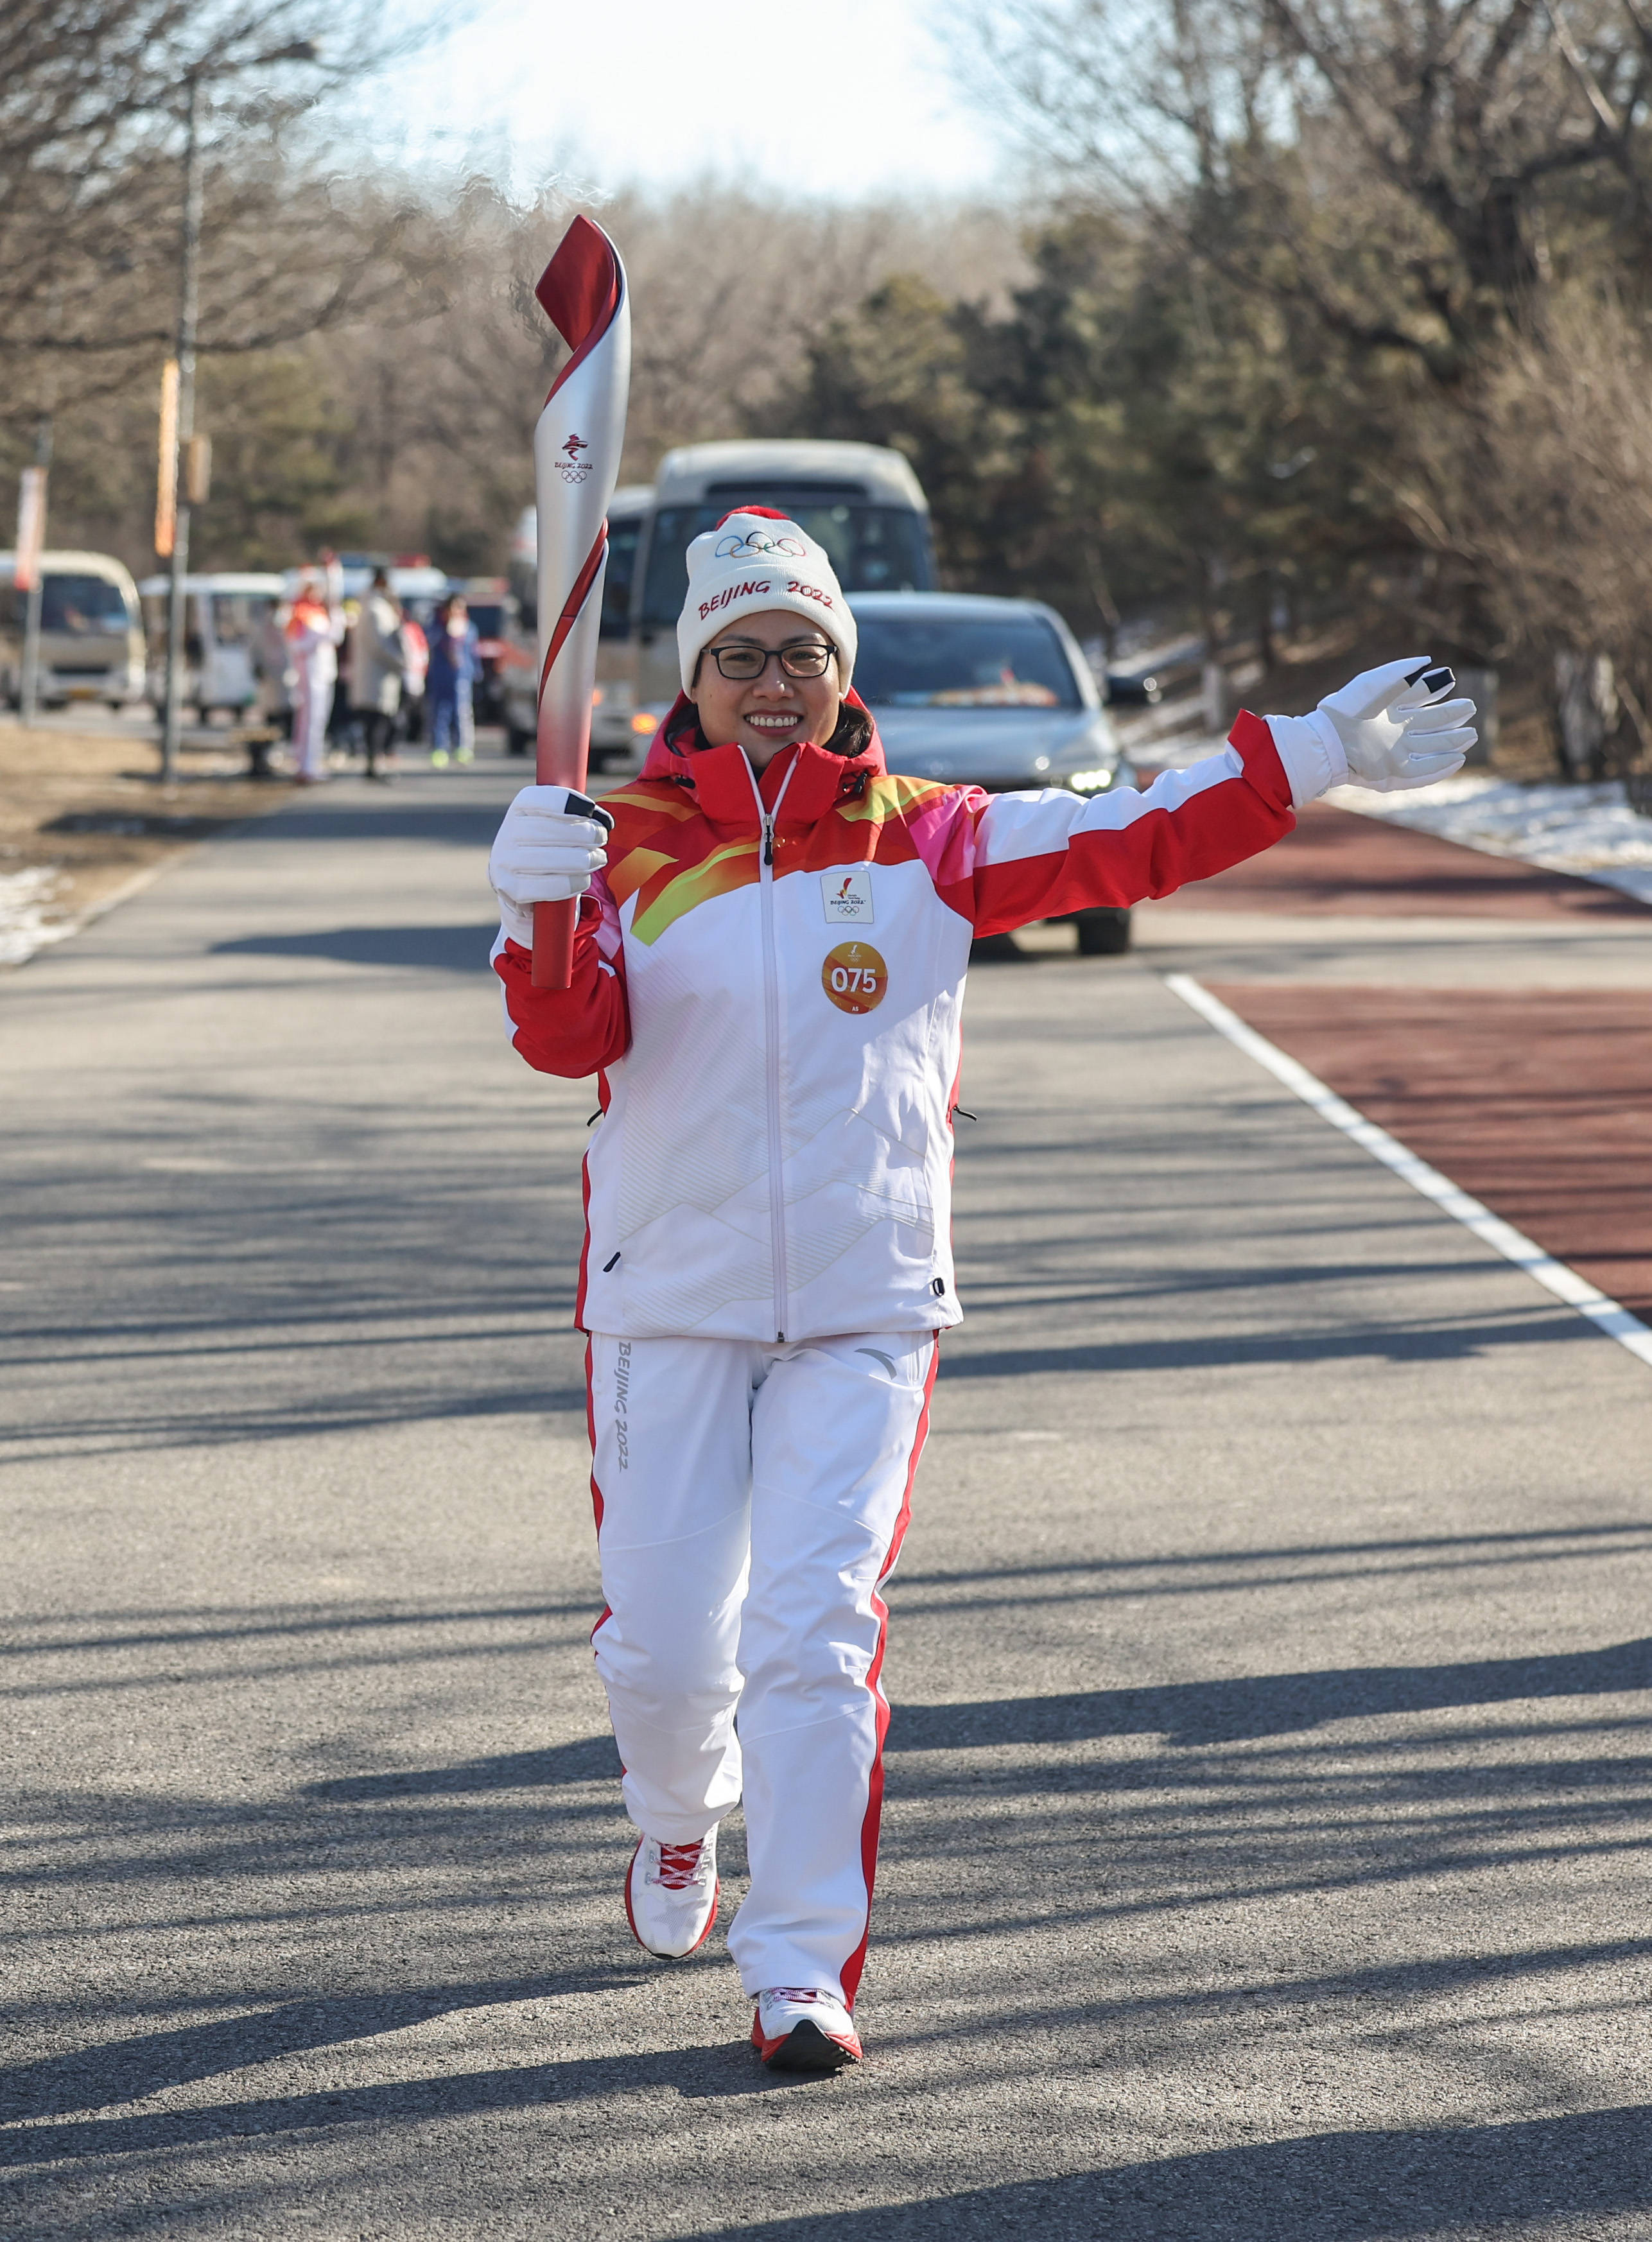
[1387,284,1652,765]
[968,0,1652,364]
[0,0,434,422]
[22,173,1030,573]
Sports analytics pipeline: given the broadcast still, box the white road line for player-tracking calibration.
[1164,970,1652,1371]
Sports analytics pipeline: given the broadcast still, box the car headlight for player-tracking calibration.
[1066,767,1114,794]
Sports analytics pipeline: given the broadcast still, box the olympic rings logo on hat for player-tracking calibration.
[713,531,806,560]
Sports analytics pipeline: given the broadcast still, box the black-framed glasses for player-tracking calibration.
[705,641,835,681]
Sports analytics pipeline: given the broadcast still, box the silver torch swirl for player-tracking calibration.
[531,215,631,988]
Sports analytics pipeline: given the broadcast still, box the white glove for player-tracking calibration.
[488,785,614,946]
[1267,659,1478,802]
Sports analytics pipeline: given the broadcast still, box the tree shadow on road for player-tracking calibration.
[213,925,499,975]
[0,1968,647,2126]
[5,1542,1648,2216]
[936,1307,1608,1375]
[887,1635,1652,1751]
[0,2034,832,2175]
[304,1735,623,1800]
[677,2105,1652,2239]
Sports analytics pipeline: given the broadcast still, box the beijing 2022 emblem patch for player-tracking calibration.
[821,867,873,924]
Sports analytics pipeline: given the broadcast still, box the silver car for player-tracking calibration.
[848,591,1135,953]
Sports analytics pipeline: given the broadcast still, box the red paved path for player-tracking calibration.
[1164,802,1651,919]
[1158,799,1652,1321]
[1206,987,1652,1318]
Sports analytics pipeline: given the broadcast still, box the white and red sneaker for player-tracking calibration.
[624,1832,720,1958]
[751,1986,863,2071]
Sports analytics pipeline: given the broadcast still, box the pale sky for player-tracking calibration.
[367,0,1009,200]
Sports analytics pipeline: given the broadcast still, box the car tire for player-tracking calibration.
[1073,907,1132,955]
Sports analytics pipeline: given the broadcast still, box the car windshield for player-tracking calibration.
[852,614,1081,711]
[639,503,932,629]
[41,573,134,637]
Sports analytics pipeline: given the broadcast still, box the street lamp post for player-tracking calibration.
[18,412,53,729]
[159,73,203,786]
[157,42,318,785]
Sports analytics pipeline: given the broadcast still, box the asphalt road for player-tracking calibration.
[3,756,1649,2239]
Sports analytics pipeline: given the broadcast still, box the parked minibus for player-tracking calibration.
[0,550,146,709]
[138,573,286,721]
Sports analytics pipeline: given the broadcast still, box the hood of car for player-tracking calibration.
[870,705,1117,788]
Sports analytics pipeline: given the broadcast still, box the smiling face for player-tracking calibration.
[688,609,842,771]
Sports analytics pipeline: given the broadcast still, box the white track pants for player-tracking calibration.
[291,660,333,779]
[586,1329,937,2006]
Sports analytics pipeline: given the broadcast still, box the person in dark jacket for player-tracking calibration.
[427,594,482,767]
[349,568,404,782]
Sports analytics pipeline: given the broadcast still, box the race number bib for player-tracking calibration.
[822,941,888,1015]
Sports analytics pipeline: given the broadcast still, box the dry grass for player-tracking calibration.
[0,718,288,953]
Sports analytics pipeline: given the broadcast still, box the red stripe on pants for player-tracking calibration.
[839,1332,939,2009]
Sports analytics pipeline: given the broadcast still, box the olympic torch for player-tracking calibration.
[531,216,631,989]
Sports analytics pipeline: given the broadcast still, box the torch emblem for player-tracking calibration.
[821,865,874,923]
[558,433,592,484]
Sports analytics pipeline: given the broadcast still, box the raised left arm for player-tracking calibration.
[968,661,1475,937]
[969,713,1293,937]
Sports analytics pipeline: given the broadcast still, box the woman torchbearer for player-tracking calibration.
[487,516,1474,2071]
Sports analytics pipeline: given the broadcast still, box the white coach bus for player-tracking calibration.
[626,441,936,740]
[503,485,653,761]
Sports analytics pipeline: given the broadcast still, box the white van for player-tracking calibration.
[138,573,286,721]
[627,441,936,738]
[0,550,146,709]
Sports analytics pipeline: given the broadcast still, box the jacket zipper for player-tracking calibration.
[749,754,799,1341]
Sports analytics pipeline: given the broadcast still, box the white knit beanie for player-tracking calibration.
[677,509,856,693]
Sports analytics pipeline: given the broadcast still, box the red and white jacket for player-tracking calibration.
[494,697,1310,1343]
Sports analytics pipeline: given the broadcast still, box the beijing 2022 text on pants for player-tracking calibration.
[585,1328,937,2008]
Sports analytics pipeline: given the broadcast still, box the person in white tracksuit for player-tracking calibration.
[485,511,1476,2072]
[285,561,344,783]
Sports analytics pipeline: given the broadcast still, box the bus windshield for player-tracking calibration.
[600,514,643,638]
[42,574,134,637]
[638,502,932,630]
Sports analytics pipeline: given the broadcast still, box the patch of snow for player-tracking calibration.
[0,865,73,966]
[1325,774,1652,906]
